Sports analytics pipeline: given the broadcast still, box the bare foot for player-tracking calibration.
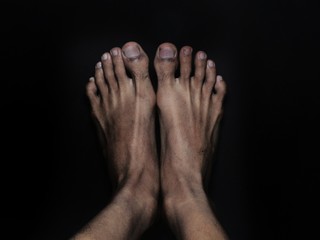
[155,43,227,239]
[86,41,159,223]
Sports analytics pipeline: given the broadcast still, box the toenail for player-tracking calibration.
[217,75,223,81]
[96,62,102,68]
[207,60,215,68]
[183,47,192,56]
[111,49,119,56]
[101,53,109,60]
[199,52,207,60]
[89,77,95,81]
[123,45,141,59]
[159,47,176,59]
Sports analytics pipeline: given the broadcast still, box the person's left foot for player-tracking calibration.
[154,43,226,201]
[154,43,227,239]
[86,41,158,217]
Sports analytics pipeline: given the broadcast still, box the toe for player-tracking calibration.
[179,46,193,83]
[94,61,108,95]
[110,47,130,87]
[193,51,207,87]
[213,75,227,102]
[202,60,217,95]
[121,42,150,86]
[154,43,178,84]
[86,77,100,106]
[101,52,118,91]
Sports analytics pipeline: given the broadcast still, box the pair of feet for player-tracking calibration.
[86,41,226,238]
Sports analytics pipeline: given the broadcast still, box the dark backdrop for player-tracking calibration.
[2,0,319,239]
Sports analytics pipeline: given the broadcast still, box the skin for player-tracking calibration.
[73,42,159,240]
[73,41,227,240]
[155,43,228,240]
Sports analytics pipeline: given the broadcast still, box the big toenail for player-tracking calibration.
[183,47,192,56]
[199,52,207,60]
[159,47,176,59]
[123,45,140,59]
[111,49,119,56]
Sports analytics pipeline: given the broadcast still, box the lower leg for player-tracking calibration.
[163,174,227,240]
[73,180,157,240]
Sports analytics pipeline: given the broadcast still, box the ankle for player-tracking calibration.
[161,165,203,195]
[161,166,208,208]
[120,178,158,216]
[163,183,209,226]
[117,168,159,202]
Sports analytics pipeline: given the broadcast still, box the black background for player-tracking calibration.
[2,0,319,239]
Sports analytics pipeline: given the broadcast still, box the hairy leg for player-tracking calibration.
[73,42,159,240]
[155,43,228,240]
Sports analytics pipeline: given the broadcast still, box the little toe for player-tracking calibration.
[154,43,178,84]
[86,77,100,106]
[213,75,227,102]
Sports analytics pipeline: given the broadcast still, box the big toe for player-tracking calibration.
[154,43,178,83]
[121,42,149,81]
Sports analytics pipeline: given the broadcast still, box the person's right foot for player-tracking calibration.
[154,43,227,201]
[86,42,158,222]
